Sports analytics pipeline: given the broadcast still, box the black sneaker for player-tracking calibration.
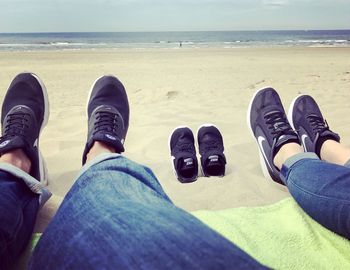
[0,73,49,184]
[169,126,198,183]
[197,124,226,177]
[288,95,340,157]
[82,75,129,164]
[247,87,300,185]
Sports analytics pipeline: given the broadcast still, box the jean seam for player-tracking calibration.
[288,177,350,205]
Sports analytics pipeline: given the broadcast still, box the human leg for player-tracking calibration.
[278,94,350,238]
[0,73,51,269]
[30,155,266,270]
[30,75,267,269]
[248,88,350,239]
[320,140,350,166]
[277,150,350,239]
[0,154,39,270]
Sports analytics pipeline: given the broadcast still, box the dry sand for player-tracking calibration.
[1,47,349,219]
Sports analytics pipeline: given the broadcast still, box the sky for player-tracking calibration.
[0,0,349,33]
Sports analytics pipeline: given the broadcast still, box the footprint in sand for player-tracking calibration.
[166,91,178,100]
[248,80,266,90]
[309,74,320,78]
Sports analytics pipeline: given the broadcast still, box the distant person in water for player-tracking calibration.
[0,73,349,270]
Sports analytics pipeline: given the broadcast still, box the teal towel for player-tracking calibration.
[192,198,350,270]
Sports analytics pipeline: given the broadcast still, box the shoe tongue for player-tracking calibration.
[180,157,195,171]
[0,135,39,179]
[274,134,300,155]
[275,135,290,148]
[92,132,125,153]
[207,155,220,167]
[0,136,27,154]
[203,155,225,176]
[320,129,340,142]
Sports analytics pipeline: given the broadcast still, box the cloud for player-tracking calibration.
[0,0,349,32]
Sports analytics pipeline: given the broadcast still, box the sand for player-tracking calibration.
[1,47,350,227]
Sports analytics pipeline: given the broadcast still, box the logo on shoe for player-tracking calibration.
[0,140,10,148]
[257,136,273,170]
[105,134,117,141]
[33,139,38,148]
[301,134,309,151]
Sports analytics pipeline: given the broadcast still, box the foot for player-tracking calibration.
[247,87,300,185]
[197,124,226,177]
[82,75,129,164]
[288,95,340,157]
[169,127,198,183]
[0,73,49,183]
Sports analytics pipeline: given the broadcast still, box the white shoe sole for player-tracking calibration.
[247,86,276,183]
[29,72,50,186]
[287,95,303,131]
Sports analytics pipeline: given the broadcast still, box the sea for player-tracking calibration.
[0,30,349,51]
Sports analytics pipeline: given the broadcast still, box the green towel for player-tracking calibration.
[12,233,41,270]
[14,198,350,270]
[192,198,350,270]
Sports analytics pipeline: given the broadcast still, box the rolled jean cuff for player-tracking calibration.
[0,162,52,206]
[280,152,319,184]
[344,158,350,168]
[75,152,122,180]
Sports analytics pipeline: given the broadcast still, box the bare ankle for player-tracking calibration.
[273,143,303,170]
[86,141,115,163]
[0,149,31,173]
[320,140,350,166]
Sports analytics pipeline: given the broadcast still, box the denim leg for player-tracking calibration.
[30,155,266,270]
[0,171,40,270]
[280,153,350,239]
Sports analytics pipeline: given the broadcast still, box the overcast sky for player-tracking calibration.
[0,0,349,33]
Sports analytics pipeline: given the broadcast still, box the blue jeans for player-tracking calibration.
[0,153,349,269]
[28,154,265,269]
[0,172,39,270]
[280,153,350,239]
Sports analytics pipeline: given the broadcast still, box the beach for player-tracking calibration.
[1,47,350,214]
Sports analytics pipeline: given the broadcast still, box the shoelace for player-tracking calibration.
[265,111,295,139]
[93,111,120,135]
[4,112,30,136]
[307,114,329,134]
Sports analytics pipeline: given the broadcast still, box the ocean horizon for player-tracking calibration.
[0,30,349,51]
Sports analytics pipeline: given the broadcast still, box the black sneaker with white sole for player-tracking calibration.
[248,87,300,185]
[0,73,49,183]
[169,127,198,183]
[197,124,226,177]
[82,75,129,164]
[288,95,340,157]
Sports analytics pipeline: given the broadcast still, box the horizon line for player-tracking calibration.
[1,28,350,34]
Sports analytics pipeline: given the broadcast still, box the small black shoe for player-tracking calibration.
[169,126,198,183]
[197,124,226,177]
[248,87,300,185]
[0,73,49,183]
[288,95,340,157]
[82,75,129,164]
